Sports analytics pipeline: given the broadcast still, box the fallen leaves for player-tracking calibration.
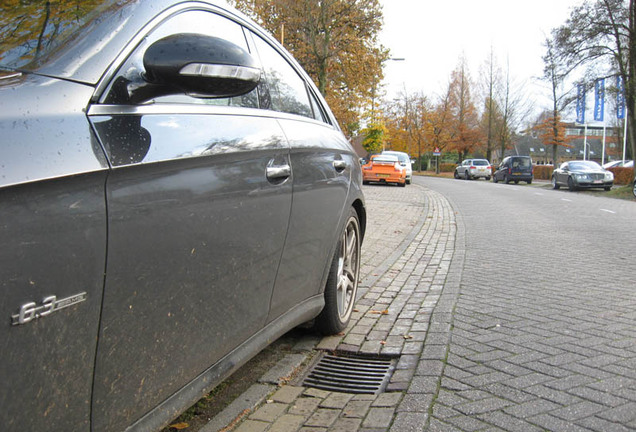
[369,309,389,315]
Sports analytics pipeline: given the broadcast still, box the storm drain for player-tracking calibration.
[302,352,397,394]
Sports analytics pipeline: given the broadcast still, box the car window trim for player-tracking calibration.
[87,103,334,127]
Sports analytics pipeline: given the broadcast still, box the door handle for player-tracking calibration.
[333,159,347,172]
[266,164,291,181]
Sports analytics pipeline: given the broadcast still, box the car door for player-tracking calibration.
[244,32,354,321]
[87,10,292,432]
[557,162,569,185]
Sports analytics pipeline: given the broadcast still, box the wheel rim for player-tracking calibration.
[336,218,360,321]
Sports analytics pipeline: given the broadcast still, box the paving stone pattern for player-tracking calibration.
[217,181,636,432]
[217,183,456,431]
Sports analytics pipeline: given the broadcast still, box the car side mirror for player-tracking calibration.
[143,34,261,98]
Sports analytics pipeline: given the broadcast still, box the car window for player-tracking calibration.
[100,10,259,108]
[308,89,328,123]
[473,160,489,166]
[0,0,124,70]
[514,158,531,168]
[252,34,313,118]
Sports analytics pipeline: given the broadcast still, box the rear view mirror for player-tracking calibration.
[143,34,261,98]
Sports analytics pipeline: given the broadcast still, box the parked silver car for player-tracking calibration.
[551,160,614,191]
[454,159,492,180]
[0,2,365,431]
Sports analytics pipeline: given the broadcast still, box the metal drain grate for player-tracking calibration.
[302,352,397,394]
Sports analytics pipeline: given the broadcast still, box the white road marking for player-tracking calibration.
[600,209,616,214]
[561,198,572,202]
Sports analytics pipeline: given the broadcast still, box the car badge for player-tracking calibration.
[11,293,87,326]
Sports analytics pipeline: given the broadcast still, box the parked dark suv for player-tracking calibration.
[493,156,534,184]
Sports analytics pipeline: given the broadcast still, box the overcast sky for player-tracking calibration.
[379,0,582,116]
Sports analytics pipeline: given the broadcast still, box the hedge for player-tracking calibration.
[440,163,456,173]
[533,165,553,180]
[608,167,635,185]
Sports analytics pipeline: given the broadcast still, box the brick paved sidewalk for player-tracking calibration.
[204,183,461,432]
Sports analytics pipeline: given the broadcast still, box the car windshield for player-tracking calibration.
[569,161,602,171]
[0,0,123,70]
[473,160,489,166]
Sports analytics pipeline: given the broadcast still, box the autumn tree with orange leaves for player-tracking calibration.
[230,0,388,136]
[384,90,431,170]
[533,113,574,157]
[447,59,483,162]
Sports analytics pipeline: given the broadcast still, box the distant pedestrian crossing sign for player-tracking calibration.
[433,147,441,156]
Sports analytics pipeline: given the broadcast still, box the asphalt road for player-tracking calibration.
[417,176,636,431]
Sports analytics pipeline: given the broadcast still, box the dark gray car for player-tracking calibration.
[0,2,365,431]
[551,160,614,191]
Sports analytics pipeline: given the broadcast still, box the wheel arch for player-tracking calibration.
[352,198,367,243]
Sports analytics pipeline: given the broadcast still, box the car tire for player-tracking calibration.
[504,175,510,184]
[485,176,491,181]
[314,208,361,335]
[633,181,636,198]
[454,170,460,179]
[493,175,498,183]
[398,181,406,187]
[363,180,369,185]
[604,186,611,191]
[552,176,560,189]
[465,171,470,180]
[527,179,532,184]
[567,176,577,191]
[514,180,519,184]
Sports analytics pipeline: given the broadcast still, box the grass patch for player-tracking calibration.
[606,184,636,201]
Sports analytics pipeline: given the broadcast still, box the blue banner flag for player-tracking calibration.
[617,76,625,119]
[576,83,586,124]
[594,78,605,122]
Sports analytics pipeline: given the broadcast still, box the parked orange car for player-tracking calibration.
[362,154,407,187]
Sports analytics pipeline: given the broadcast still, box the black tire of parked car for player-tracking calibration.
[465,171,470,180]
[633,181,636,198]
[314,208,361,335]
[493,175,498,183]
[454,170,460,179]
[552,176,560,190]
[567,176,577,191]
